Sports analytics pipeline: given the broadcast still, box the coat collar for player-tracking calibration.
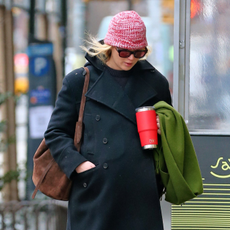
[85,54,158,124]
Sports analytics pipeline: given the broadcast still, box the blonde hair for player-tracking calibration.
[81,34,151,63]
[80,35,112,63]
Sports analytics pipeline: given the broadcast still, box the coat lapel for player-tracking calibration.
[85,68,158,124]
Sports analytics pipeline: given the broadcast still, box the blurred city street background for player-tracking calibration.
[1,0,230,229]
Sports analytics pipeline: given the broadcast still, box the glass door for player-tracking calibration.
[172,0,230,229]
[189,0,230,134]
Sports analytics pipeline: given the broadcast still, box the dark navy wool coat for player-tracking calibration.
[45,53,172,230]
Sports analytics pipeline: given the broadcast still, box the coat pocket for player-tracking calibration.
[76,163,100,177]
[70,164,105,203]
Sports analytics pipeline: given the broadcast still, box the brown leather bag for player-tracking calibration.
[32,67,90,200]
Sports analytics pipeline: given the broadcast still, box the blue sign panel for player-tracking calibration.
[30,88,51,105]
[27,40,56,199]
[27,43,53,57]
[30,56,50,77]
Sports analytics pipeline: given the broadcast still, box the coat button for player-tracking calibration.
[83,182,87,188]
[103,138,108,144]
[95,115,101,121]
[103,163,108,169]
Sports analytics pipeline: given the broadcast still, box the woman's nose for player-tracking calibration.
[128,54,135,60]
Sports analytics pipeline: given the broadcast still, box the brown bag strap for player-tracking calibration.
[78,67,90,124]
[74,67,90,151]
[32,67,90,199]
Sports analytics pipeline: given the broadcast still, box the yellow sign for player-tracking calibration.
[161,0,174,24]
[210,157,230,178]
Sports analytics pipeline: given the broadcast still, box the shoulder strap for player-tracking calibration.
[32,69,90,199]
[74,67,90,151]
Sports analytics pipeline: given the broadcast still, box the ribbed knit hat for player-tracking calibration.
[104,11,148,49]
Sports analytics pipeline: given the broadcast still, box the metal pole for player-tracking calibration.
[173,0,191,121]
[127,0,133,10]
[29,0,36,39]
[61,0,67,77]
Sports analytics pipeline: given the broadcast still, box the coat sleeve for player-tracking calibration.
[44,68,87,179]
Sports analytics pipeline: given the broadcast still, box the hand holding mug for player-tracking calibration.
[156,115,161,135]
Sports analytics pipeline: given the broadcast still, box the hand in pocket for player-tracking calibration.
[76,161,96,173]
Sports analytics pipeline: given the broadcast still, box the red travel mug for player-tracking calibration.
[135,106,158,149]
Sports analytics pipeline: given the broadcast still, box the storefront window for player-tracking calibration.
[188,0,230,134]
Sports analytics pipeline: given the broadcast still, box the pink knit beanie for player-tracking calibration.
[104,11,148,49]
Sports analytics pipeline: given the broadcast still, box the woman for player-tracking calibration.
[45,10,172,230]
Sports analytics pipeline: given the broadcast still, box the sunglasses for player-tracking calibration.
[116,47,148,58]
